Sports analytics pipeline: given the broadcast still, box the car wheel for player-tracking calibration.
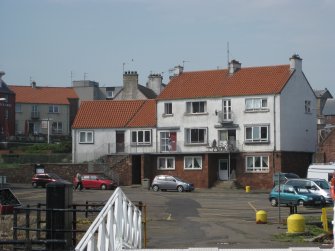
[298,200,304,206]
[152,185,159,192]
[177,186,184,192]
[32,182,37,188]
[101,184,107,190]
[270,198,278,207]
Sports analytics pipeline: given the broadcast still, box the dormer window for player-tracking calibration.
[186,101,206,114]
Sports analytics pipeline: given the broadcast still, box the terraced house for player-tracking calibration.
[72,55,317,189]
[9,82,79,142]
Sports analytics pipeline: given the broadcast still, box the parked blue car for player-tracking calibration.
[269,184,325,207]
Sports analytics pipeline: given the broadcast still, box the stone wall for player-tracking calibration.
[0,163,88,184]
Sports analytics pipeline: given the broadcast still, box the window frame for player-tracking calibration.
[245,98,268,112]
[52,121,63,134]
[186,101,207,114]
[245,156,269,173]
[305,100,311,113]
[185,128,208,145]
[164,102,173,115]
[48,105,60,114]
[184,156,203,170]
[245,125,269,143]
[157,157,175,170]
[131,129,152,145]
[15,104,22,113]
[79,131,94,144]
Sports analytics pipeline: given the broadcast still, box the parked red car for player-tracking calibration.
[32,173,64,188]
[73,173,117,190]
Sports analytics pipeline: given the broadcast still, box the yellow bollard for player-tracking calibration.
[287,214,305,233]
[256,210,267,224]
[245,186,251,193]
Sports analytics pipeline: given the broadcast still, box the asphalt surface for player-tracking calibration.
[5,183,334,249]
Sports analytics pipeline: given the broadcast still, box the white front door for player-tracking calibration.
[218,159,229,180]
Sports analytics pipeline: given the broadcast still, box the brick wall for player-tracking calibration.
[150,154,210,188]
[235,151,313,190]
[0,163,88,184]
[319,130,335,163]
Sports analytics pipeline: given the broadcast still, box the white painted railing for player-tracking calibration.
[75,187,142,251]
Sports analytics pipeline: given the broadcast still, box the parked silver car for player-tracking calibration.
[151,175,194,192]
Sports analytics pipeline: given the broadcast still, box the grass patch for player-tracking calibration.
[274,223,329,243]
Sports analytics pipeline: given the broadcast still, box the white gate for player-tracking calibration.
[75,187,142,251]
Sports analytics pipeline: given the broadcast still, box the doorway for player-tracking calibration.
[132,155,141,184]
[116,131,125,153]
[218,159,229,180]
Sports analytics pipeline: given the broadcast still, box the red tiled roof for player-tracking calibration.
[157,65,292,100]
[127,99,156,127]
[9,85,78,104]
[72,100,156,129]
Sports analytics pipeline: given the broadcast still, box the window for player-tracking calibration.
[246,156,269,172]
[222,99,232,120]
[15,104,21,113]
[245,98,268,111]
[52,122,63,134]
[184,156,202,169]
[157,157,175,170]
[185,128,207,144]
[79,131,94,143]
[31,105,39,118]
[305,100,311,113]
[106,91,114,99]
[49,105,59,113]
[186,101,206,114]
[245,125,269,143]
[131,130,151,145]
[164,103,172,115]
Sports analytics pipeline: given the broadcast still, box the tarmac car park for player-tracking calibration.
[7,183,331,249]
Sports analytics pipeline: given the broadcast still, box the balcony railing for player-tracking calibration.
[31,111,40,119]
[217,110,234,124]
[77,140,241,162]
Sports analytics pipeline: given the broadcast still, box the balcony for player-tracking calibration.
[31,111,40,119]
[88,140,240,160]
[217,110,234,124]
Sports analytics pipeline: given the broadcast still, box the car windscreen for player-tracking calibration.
[314,180,330,189]
[49,173,61,179]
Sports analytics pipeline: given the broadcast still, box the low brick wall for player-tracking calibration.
[0,163,88,184]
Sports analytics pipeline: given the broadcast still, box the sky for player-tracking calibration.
[1,0,335,95]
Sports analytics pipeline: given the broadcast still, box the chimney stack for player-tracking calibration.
[228,59,241,74]
[290,54,302,72]
[169,65,184,79]
[31,81,37,88]
[147,73,163,95]
[122,71,139,99]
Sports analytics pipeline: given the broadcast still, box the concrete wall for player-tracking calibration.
[279,71,317,152]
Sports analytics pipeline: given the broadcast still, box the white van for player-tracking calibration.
[307,163,335,182]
